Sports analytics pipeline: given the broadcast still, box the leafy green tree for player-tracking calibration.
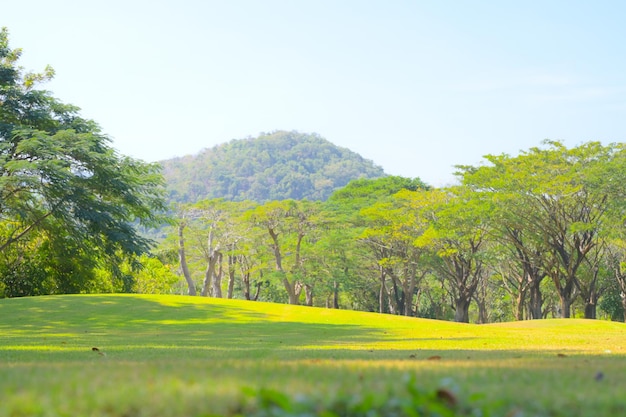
[0,236,48,297]
[0,217,137,296]
[193,199,253,298]
[360,189,432,316]
[460,141,626,318]
[475,270,515,323]
[246,200,323,305]
[328,176,430,314]
[414,187,493,323]
[328,176,429,214]
[459,157,550,319]
[229,215,270,301]
[310,209,373,310]
[414,273,455,320]
[0,28,167,294]
[124,255,180,294]
[490,251,537,320]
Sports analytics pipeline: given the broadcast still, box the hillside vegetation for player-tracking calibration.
[160,131,385,203]
[1,294,625,416]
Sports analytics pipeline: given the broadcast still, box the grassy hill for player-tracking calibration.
[1,294,625,416]
[159,131,385,203]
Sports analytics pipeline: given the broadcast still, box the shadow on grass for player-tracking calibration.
[4,295,621,364]
[0,294,424,360]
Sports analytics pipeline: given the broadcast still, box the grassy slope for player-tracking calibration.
[1,294,625,416]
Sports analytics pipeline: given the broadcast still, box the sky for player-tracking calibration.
[3,0,626,186]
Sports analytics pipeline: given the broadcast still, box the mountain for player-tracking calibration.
[159,131,386,203]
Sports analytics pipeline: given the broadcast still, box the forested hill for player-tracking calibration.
[160,131,386,203]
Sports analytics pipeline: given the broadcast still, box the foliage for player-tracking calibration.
[237,376,480,417]
[106,254,180,295]
[328,175,430,214]
[459,140,626,319]
[0,28,168,295]
[359,189,433,316]
[599,278,624,321]
[0,248,48,297]
[160,130,386,203]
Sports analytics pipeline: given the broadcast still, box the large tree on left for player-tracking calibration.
[0,28,166,294]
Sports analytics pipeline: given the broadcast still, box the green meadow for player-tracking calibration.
[1,294,625,416]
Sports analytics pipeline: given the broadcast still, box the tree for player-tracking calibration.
[234,232,267,302]
[414,187,493,323]
[360,190,432,316]
[176,213,197,296]
[0,28,167,294]
[524,142,623,318]
[190,199,251,298]
[100,254,179,295]
[328,176,429,214]
[312,204,375,311]
[459,141,626,318]
[247,200,323,305]
[460,161,551,320]
[329,176,430,314]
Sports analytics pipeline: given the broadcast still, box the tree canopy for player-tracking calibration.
[0,28,167,296]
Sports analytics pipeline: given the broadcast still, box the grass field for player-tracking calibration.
[1,294,625,416]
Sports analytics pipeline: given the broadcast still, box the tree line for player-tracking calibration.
[162,144,626,322]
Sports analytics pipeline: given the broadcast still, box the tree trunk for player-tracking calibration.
[476,298,488,324]
[454,296,471,323]
[283,276,299,305]
[295,282,303,302]
[201,250,222,297]
[227,254,236,299]
[403,275,417,317]
[378,267,386,314]
[332,280,339,309]
[558,295,572,318]
[388,273,401,315]
[472,275,489,324]
[304,284,313,306]
[269,227,300,305]
[177,222,196,296]
[584,302,597,319]
[579,271,599,319]
[528,280,543,319]
[201,259,215,297]
[515,291,525,321]
[252,280,262,301]
[553,273,577,318]
[212,253,223,298]
[243,271,252,300]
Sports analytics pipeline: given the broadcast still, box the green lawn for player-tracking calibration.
[1,294,625,416]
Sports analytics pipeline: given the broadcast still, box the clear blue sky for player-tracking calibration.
[4,1,626,186]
